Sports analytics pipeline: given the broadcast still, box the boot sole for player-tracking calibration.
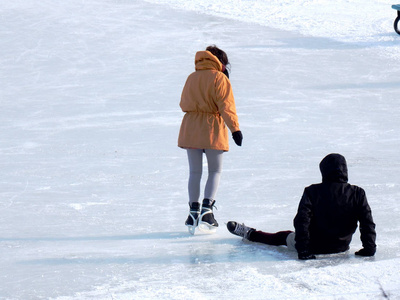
[198,221,218,234]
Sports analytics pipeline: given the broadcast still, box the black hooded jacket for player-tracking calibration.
[293,154,376,255]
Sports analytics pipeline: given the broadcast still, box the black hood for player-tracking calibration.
[319,153,348,183]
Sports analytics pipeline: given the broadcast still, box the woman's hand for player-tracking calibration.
[232,131,243,146]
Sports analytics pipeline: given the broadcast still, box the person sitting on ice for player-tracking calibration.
[227,153,376,260]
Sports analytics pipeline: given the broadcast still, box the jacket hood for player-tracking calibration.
[319,153,348,183]
[195,51,222,72]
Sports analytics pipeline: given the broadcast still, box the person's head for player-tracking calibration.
[319,153,348,183]
[206,45,230,78]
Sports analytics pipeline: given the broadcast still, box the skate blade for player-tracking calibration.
[198,222,217,234]
[187,225,196,235]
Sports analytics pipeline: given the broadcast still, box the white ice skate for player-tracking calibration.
[185,202,200,235]
[198,199,218,234]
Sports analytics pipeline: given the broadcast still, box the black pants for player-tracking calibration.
[248,230,294,246]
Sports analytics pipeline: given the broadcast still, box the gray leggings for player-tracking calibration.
[186,149,224,204]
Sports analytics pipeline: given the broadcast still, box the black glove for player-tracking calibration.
[355,248,375,257]
[298,251,316,260]
[232,131,243,146]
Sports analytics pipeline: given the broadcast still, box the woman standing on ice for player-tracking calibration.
[178,45,242,234]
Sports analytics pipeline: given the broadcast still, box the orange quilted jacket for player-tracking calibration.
[178,51,240,151]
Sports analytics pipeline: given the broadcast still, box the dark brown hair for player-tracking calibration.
[206,45,230,77]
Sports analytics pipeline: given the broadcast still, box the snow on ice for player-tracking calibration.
[1,0,400,299]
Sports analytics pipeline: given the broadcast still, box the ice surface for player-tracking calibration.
[1,0,400,299]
